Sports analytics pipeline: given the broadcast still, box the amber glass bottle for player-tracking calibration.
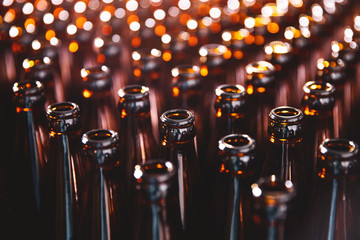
[132,160,184,240]
[44,102,83,240]
[305,139,360,239]
[207,134,257,240]
[301,81,335,178]
[80,65,118,131]
[159,109,201,238]
[251,175,296,240]
[12,80,49,238]
[79,129,131,240]
[117,85,158,202]
[207,84,247,173]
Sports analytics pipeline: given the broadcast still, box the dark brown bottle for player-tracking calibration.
[117,85,158,202]
[301,81,335,177]
[80,65,118,132]
[207,84,247,174]
[132,160,184,240]
[79,129,131,240]
[12,80,49,238]
[207,134,257,240]
[305,138,360,240]
[45,102,83,240]
[251,175,295,240]
[159,109,201,238]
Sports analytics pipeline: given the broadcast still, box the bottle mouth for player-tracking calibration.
[303,81,335,97]
[264,41,292,55]
[218,134,256,154]
[46,102,80,119]
[81,65,110,81]
[132,48,162,62]
[269,106,304,123]
[134,160,175,183]
[118,85,149,100]
[246,61,275,75]
[82,129,118,149]
[199,44,229,57]
[13,80,44,96]
[320,138,358,160]
[251,175,295,204]
[171,65,200,79]
[316,58,346,72]
[215,84,246,99]
[160,109,194,127]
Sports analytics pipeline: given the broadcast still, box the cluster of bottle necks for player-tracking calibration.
[1,0,360,239]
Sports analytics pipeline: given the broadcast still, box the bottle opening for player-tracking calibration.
[224,135,250,147]
[81,65,110,80]
[171,65,200,78]
[215,84,246,99]
[270,106,304,123]
[118,85,149,100]
[82,129,119,149]
[13,80,43,95]
[134,160,175,183]
[219,134,256,154]
[246,61,275,75]
[320,139,358,160]
[303,81,335,96]
[50,102,75,112]
[88,130,113,141]
[47,102,80,119]
[161,109,194,127]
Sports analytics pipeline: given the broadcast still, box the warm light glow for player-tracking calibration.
[222,31,231,42]
[9,26,20,38]
[69,41,79,52]
[178,0,191,10]
[168,6,180,17]
[244,17,255,29]
[50,37,59,46]
[200,66,208,76]
[66,24,77,35]
[162,51,172,61]
[59,10,69,21]
[2,0,13,7]
[45,29,55,40]
[187,19,198,30]
[145,18,155,28]
[126,0,138,11]
[115,8,126,18]
[94,37,104,48]
[22,2,34,15]
[32,40,41,50]
[82,89,92,98]
[209,7,221,19]
[161,34,171,44]
[344,27,353,43]
[132,51,141,61]
[112,34,121,43]
[252,184,262,197]
[51,0,63,5]
[83,21,93,31]
[312,4,323,22]
[129,21,140,31]
[74,1,86,13]
[154,9,166,20]
[4,9,16,23]
[43,13,54,24]
[100,11,111,22]
[290,0,303,8]
[36,0,48,11]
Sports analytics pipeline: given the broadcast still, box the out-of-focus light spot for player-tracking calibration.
[133,165,143,179]
[355,16,360,32]
[4,9,16,23]
[36,0,48,11]
[285,180,293,189]
[43,13,54,24]
[209,7,221,19]
[94,37,104,48]
[45,29,55,40]
[145,18,155,28]
[350,41,357,49]
[252,184,262,197]
[132,51,141,61]
[277,0,288,14]
[161,34,171,44]
[154,9,166,20]
[126,0,138,11]
[200,66,208,76]
[199,48,208,57]
[243,0,255,7]
[301,27,311,38]
[222,31,231,41]
[261,5,273,18]
[151,48,162,57]
[100,11,111,22]
[290,0,303,8]
[284,27,294,40]
[267,22,279,34]
[74,1,86,13]
[9,26,19,38]
[69,41,79,52]
[23,59,33,69]
[178,0,191,10]
[22,3,34,15]
[131,36,141,48]
[187,19,198,30]
[312,4,323,22]
[115,8,125,18]
[331,41,341,52]
[188,35,198,46]
[51,0,63,5]
[154,24,166,36]
[83,21,93,31]
[82,89,92,98]
[67,24,77,35]
[323,0,336,14]
[202,16,212,26]
[227,0,240,11]
[3,0,13,7]
[162,51,172,61]
[32,40,41,50]
[317,58,325,70]
[43,56,51,65]
[59,10,69,21]
[299,15,310,27]
[344,27,353,43]
[102,0,113,3]
[50,37,59,46]
[265,45,273,55]
[129,21,140,31]
[168,6,179,17]
[244,17,255,29]
[112,34,121,43]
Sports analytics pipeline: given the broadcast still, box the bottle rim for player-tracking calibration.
[81,65,110,81]
[118,85,149,100]
[46,102,80,119]
[215,84,246,99]
[319,138,359,160]
[82,129,118,149]
[245,60,275,75]
[264,41,292,55]
[316,58,346,72]
[303,81,335,97]
[134,160,175,184]
[269,106,304,123]
[160,109,194,127]
[13,80,43,96]
[171,65,200,79]
[218,134,256,154]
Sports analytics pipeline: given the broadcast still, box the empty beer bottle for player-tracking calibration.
[133,160,184,240]
[44,102,83,240]
[305,138,360,239]
[301,81,335,178]
[79,129,131,240]
[117,85,158,204]
[159,109,201,239]
[80,65,118,131]
[207,134,257,240]
[251,175,295,240]
[12,80,49,238]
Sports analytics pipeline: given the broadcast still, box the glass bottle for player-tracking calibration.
[12,80,49,237]
[207,84,247,174]
[301,81,335,178]
[251,175,295,240]
[44,102,83,240]
[159,109,201,238]
[79,129,131,240]
[305,138,360,240]
[207,134,257,240]
[80,65,118,132]
[132,160,184,240]
[117,85,158,203]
